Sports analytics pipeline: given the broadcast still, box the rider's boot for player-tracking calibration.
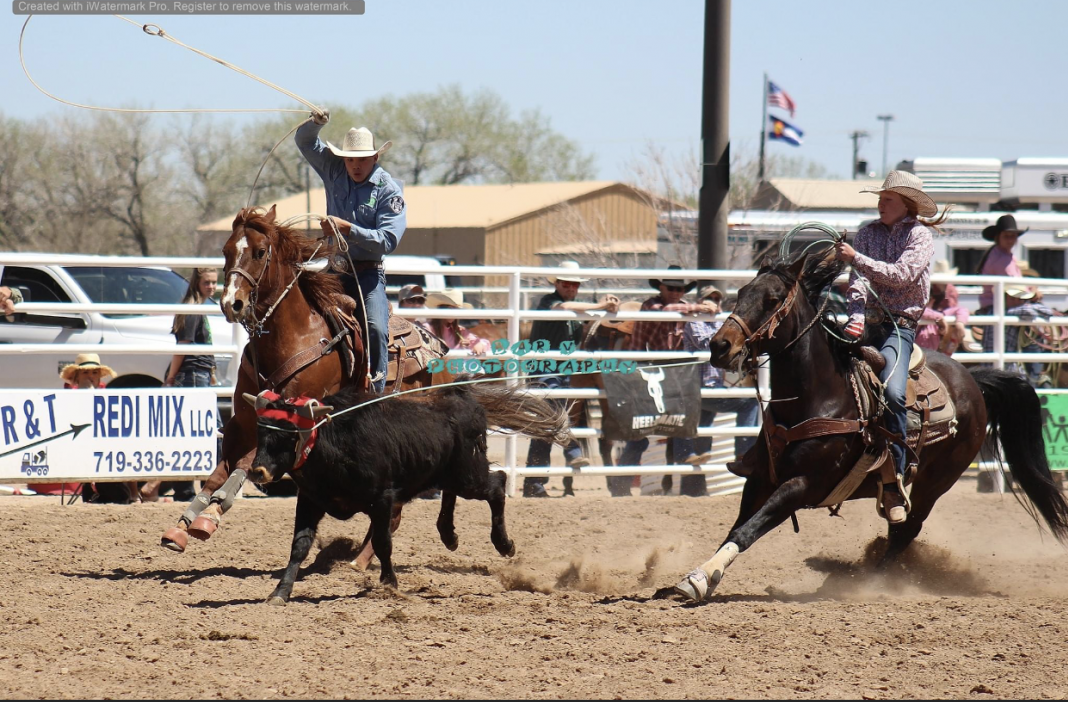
[725,439,764,478]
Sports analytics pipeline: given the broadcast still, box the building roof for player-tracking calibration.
[198,180,654,233]
[750,178,886,211]
[536,240,657,256]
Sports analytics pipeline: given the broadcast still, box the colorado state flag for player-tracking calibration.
[768,116,804,147]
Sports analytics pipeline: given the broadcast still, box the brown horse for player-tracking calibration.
[672,248,1068,601]
[160,206,434,556]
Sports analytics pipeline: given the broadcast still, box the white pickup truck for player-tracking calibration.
[0,258,238,394]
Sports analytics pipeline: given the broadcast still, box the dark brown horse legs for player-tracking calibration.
[675,477,811,602]
[351,503,403,571]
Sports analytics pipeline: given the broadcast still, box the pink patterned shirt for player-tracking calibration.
[846,216,935,327]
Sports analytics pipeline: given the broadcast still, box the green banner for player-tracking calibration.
[1040,393,1068,471]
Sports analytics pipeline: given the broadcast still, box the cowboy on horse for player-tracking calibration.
[297,110,405,393]
[834,170,948,524]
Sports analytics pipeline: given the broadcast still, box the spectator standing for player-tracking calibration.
[522,261,619,498]
[976,215,1027,312]
[143,268,218,503]
[614,266,717,497]
[670,286,760,497]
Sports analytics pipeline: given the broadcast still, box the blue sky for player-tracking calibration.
[2,1,1066,182]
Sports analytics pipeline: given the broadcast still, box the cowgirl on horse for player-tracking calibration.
[834,170,948,523]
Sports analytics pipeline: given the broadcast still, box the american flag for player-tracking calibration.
[767,80,796,117]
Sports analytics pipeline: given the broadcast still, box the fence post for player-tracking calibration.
[993,279,1005,370]
[505,270,522,497]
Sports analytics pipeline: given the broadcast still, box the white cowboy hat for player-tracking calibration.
[860,170,938,218]
[933,260,958,276]
[325,127,392,159]
[697,284,723,302]
[425,289,473,309]
[60,353,116,382]
[548,260,588,284]
[1005,287,1036,301]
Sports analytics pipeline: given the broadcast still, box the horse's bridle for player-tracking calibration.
[226,243,273,332]
[724,270,831,369]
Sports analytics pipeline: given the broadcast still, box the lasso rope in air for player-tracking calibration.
[18,15,330,206]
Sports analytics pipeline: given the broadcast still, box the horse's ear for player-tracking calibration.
[265,205,277,223]
[786,253,807,279]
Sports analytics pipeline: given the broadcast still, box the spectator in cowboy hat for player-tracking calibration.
[424,289,492,355]
[523,261,620,498]
[670,285,760,497]
[834,170,950,524]
[397,283,426,308]
[975,214,1028,311]
[614,265,717,497]
[296,111,405,394]
[981,287,1064,388]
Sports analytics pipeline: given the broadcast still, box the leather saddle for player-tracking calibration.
[385,312,448,385]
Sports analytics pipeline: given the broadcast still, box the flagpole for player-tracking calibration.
[758,72,767,182]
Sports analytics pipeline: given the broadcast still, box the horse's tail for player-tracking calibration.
[970,367,1068,543]
[463,381,574,447]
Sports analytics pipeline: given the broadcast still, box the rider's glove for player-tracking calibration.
[311,109,330,125]
[844,319,865,339]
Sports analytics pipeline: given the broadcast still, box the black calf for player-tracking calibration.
[246,383,568,605]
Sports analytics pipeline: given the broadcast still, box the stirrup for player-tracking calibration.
[673,567,710,602]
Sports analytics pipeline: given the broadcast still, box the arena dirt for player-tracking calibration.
[2,476,1067,699]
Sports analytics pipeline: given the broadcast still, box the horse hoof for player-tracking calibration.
[161,527,188,553]
[443,535,459,552]
[187,516,218,541]
[266,596,287,607]
[673,568,711,602]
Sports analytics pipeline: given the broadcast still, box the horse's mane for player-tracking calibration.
[234,207,343,319]
[760,249,853,371]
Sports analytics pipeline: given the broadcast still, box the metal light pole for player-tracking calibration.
[850,130,869,180]
[877,114,894,176]
[697,0,731,278]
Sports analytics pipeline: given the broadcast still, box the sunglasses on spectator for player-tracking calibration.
[664,285,687,293]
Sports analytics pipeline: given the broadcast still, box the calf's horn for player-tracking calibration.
[309,404,334,419]
[242,393,257,407]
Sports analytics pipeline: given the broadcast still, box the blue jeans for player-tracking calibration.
[524,375,584,487]
[174,368,211,388]
[870,322,916,478]
[671,397,760,497]
[341,267,388,393]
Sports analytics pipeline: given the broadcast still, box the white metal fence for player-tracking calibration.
[3,254,1067,496]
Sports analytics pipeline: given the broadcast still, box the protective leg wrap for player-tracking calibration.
[211,469,247,514]
[180,493,212,526]
[674,542,740,602]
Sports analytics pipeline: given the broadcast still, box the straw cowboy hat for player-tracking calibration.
[326,127,392,159]
[982,214,1029,242]
[548,260,588,284]
[933,259,958,276]
[601,300,642,335]
[1005,287,1036,301]
[697,284,723,303]
[60,353,115,382]
[649,265,697,292]
[1018,260,1040,278]
[426,289,473,309]
[859,170,938,218]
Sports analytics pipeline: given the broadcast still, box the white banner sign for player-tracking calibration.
[0,388,218,483]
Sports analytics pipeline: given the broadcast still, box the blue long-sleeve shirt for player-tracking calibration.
[295,121,407,261]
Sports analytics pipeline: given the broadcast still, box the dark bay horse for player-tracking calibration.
[160,205,433,556]
[673,249,1068,601]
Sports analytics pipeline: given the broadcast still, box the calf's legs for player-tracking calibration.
[268,495,326,606]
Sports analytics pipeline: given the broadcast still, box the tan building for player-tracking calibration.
[196,181,665,272]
